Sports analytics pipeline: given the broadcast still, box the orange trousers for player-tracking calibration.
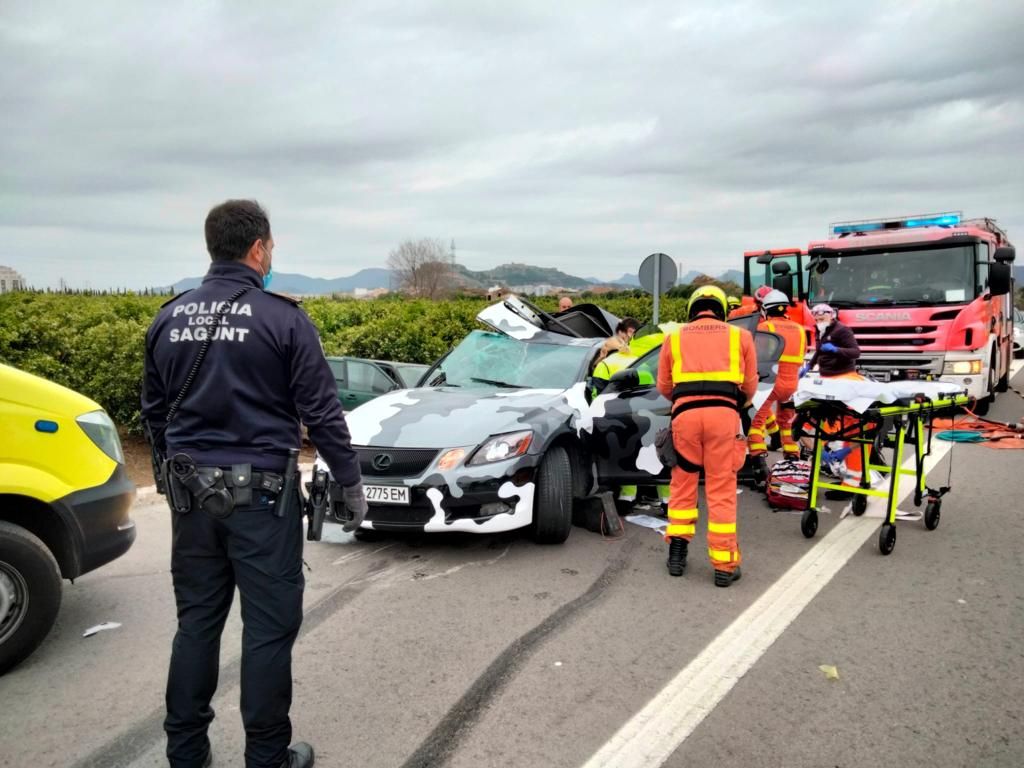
[665,406,746,572]
[748,373,798,456]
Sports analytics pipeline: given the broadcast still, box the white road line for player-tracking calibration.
[582,360,1024,768]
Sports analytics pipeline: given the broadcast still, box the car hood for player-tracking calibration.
[344,384,592,449]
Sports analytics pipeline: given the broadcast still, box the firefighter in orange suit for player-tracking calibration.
[656,286,758,587]
[748,289,807,483]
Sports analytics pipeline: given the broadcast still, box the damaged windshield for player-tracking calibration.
[423,330,592,390]
[807,245,976,306]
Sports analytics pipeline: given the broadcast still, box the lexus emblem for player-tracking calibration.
[371,453,393,471]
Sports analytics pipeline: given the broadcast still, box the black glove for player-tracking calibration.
[341,482,368,533]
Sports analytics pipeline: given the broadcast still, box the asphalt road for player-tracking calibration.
[2,366,1022,768]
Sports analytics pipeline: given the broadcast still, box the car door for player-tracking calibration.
[326,357,347,400]
[343,359,401,408]
[589,325,785,486]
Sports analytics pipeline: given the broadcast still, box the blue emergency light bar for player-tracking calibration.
[831,212,962,236]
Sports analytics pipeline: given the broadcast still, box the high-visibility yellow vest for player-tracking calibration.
[669,321,744,385]
[759,317,807,365]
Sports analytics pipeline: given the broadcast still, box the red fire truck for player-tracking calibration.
[742,213,1016,414]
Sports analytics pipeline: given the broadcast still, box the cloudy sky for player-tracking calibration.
[2,0,1022,290]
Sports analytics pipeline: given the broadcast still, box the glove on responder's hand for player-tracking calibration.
[341,482,368,533]
[798,364,810,378]
[820,342,838,353]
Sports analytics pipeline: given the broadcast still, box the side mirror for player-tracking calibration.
[756,252,773,265]
[989,262,1012,296]
[994,246,1016,264]
[607,368,641,392]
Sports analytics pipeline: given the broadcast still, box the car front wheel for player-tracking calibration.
[531,446,573,544]
[0,521,63,675]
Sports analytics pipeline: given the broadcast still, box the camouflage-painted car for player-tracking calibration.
[322,296,783,543]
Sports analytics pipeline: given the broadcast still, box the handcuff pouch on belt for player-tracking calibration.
[166,453,235,519]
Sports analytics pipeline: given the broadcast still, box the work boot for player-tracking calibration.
[750,455,769,490]
[280,742,315,768]
[714,567,742,588]
[666,537,687,577]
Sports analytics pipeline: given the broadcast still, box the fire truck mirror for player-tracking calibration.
[756,252,774,265]
[993,246,1015,264]
[988,263,1012,297]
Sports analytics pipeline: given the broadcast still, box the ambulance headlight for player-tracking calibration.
[942,360,982,375]
[76,410,126,464]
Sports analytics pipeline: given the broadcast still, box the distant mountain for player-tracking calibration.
[170,263,746,296]
[1014,265,1023,284]
[173,268,392,294]
[718,269,743,286]
[454,262,592,290]
[611,272,641,287]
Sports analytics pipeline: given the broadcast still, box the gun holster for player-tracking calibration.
[304,468,329,541]
[166,453,235,519]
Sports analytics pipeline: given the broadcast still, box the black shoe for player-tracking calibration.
[666,537,688,577]
[714,567,742,588]
[202,749,212,768]
[281,742,315,768]
[824,489,854,501]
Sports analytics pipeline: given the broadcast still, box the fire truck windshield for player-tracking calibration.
[806,245,977,307]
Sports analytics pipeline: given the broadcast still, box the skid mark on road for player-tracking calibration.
[331,541,396,566]
[414,543,512,582]
[398,536,639,768]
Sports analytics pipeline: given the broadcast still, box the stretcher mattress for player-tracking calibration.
[793,377,966,414]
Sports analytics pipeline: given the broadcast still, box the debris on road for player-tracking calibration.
[83,622,122,638]
[624,514,668,535]
[818,664,840,681]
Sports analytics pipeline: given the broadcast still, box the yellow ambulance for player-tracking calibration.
[0,363,136,673]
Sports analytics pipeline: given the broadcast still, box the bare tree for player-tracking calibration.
[387,238,455,299]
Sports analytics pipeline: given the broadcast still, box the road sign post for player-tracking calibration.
[638,252,677,325]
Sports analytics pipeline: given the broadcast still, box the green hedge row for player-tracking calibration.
[0,291,695,434]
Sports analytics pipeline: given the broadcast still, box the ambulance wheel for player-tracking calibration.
[800,508,818,539]
[531,446,573,544]
[0,522,63,675]
[924,500,941,531]
[878,523,897,555]
[852,494,868,516]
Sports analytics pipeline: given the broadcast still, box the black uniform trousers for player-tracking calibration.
[165,492,304,768]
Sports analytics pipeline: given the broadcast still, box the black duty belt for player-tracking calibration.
[166,453,289,517]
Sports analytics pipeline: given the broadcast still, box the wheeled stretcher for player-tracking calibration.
[791,378,969,555]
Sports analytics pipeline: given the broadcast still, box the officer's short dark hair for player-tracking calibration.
[205,200,271,261]
[616,317,640,334]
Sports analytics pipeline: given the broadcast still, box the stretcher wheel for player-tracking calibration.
[852,494,868,516]
[924,500,941,531]
[800,508,818,538]
[879,523,896,555]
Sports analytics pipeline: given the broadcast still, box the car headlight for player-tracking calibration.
[468,430,533,465]
[942,360,982,375]
[76,410,125,464]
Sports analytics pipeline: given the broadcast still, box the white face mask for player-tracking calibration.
[816,321,830,333]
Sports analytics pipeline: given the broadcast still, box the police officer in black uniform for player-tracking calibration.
[142,200,366,768]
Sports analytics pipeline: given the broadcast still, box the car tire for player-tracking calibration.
[0,522,63,675]
[531,446,573,545]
